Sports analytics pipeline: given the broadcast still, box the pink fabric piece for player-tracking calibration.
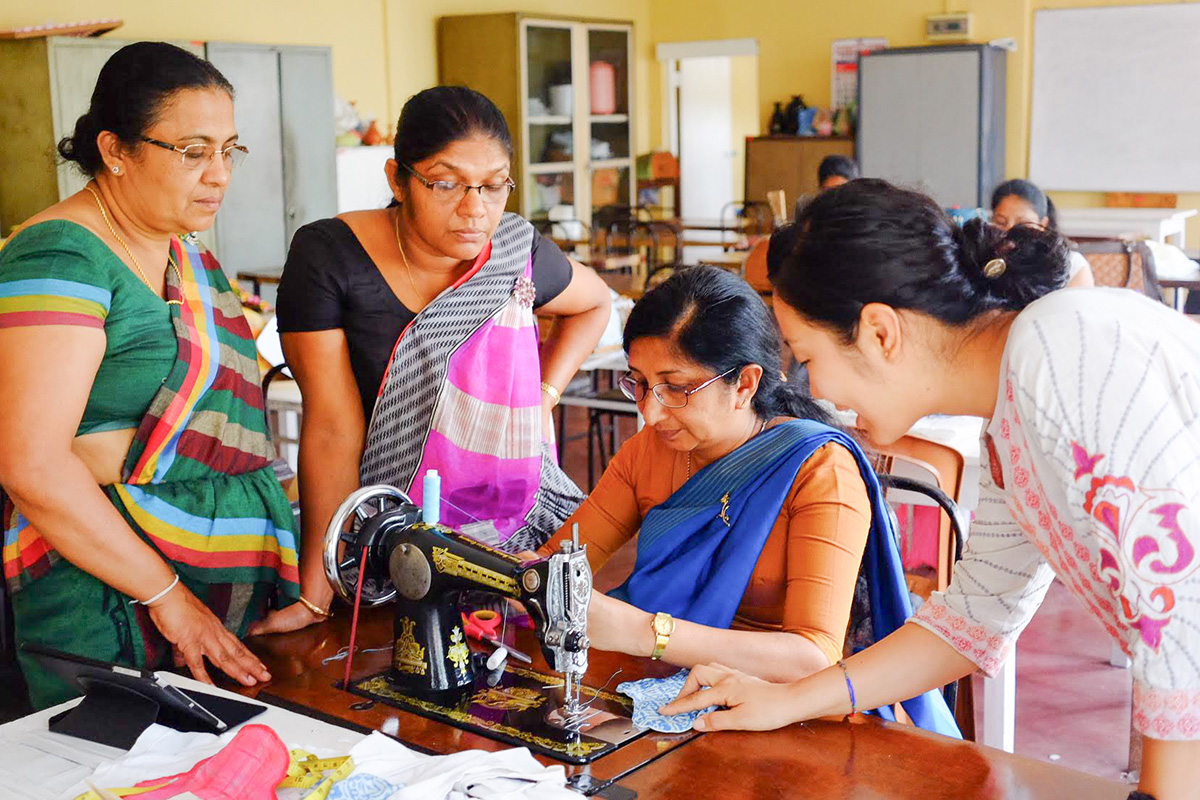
[133,724,290,800]
[446,319,543,407]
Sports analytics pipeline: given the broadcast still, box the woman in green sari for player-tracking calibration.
[0,42,299,708]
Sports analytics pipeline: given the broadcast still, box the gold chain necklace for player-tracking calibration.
[687,418,768,479]
[85,184,183,306]
[393,209,427,308]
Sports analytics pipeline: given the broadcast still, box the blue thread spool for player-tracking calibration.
[422,469,441,525]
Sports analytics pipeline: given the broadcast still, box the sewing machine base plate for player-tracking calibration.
[348,663,646,765]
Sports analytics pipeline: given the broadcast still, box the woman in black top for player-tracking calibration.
[253,87,610,634]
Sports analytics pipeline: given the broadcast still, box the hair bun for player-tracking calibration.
[955,217,1070,309]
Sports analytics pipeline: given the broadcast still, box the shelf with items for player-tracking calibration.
[437,13,635,224]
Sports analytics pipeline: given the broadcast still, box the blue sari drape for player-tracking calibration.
[610,418,960,738]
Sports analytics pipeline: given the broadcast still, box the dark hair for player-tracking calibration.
[623,266,833,425]
[772,179,1070,342]
[393,86,513,168]
[990,178,1058,230]
[58,42,233,177]
[818,155,859,186]
[766,222,802,274]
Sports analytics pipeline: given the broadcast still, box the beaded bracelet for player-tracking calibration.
[836,659,857,716]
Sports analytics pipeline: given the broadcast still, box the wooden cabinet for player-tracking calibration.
[744,136,855,218]
[0,36,336,276]
[438,13,636,227]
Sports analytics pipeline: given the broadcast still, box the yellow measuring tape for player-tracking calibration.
[74,750,354,800]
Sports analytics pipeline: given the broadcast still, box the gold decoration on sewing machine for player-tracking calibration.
[394,616,428,675]
[471,685,546,712]
[431,546,519,594]
[447,625,471,677]
[718,492,732,527]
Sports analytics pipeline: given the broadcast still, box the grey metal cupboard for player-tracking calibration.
[0,36,336,277]
[856,45,1007,209]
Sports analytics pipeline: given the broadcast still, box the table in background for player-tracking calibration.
[1057,208,1198,250]
[236,267,285,297]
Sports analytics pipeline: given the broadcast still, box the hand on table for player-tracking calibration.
[658,662,802,732]
[148,585,272,687]
[246,601,329,637]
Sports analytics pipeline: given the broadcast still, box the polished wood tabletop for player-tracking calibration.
[240,606,1129,799]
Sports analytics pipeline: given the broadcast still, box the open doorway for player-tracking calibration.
[657,38,759,262]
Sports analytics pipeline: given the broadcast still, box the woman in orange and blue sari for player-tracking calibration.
[0,43,298,708]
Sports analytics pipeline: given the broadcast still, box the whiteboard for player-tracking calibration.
[1029,4,1200,192]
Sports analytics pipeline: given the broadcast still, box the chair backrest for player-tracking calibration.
[867,434,965,593]
[1075,238,1162,300]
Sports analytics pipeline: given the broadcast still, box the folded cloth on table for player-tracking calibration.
[339,732,575,799]
[617,670,718,734]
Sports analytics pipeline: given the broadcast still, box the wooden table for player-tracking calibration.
[239,607,1130,799]
[1057,207,1198,250]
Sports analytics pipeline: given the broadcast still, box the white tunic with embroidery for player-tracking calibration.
[912,288,1200,740]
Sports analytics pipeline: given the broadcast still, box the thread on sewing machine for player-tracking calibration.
[422,469,441,525]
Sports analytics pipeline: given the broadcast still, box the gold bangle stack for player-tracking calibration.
[298,594,333,618]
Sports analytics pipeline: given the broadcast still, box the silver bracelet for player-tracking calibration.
[131,573,180,606]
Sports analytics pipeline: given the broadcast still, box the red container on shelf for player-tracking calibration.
[590,61,617,115]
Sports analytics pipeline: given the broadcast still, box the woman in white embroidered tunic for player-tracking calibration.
[662,179,1200,800]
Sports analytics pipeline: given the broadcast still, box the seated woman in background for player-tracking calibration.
[0,43,296,708]
[260,87,611,634]
[991,178,1094,288]
[537,267,957,735]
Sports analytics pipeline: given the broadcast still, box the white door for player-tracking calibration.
[678,56,734,221]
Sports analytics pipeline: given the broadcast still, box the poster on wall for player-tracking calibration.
[831,37,888,109]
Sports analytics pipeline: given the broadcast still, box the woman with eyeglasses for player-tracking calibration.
[991,178,1094,288]
[534,266,959,735]
[661,180,1200,799]
[262,86,610,634]
[0,42,297,708]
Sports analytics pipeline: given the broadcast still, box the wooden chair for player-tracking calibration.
[868,433,973,739]
[743,237,772,295]
[1074,238,1162,300]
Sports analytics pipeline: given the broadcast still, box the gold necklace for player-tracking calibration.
[393,209,427,308]
[687,418,768,479]
[85,184,183,306]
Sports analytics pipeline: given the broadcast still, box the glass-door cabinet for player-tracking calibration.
[438,13,636,230]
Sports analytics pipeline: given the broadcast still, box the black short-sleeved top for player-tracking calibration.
[276,216,574,420]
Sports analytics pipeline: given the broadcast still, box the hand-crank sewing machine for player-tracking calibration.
[321,485,645,767]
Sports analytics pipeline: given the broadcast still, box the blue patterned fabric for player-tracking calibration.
[617,670,717,733]
[328,773,405,800]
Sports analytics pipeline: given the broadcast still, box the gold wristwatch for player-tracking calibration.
[650,612,675,660]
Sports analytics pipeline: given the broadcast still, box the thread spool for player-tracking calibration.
[422,469,441,525]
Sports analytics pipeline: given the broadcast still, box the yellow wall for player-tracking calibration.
[648,0,1200,245]
[3,1,653,152]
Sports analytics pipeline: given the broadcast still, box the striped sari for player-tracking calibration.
[0,226,298,707]
[359,213,583,553]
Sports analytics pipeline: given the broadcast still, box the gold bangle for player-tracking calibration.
[298,594,332,618]
[540,381,562,407]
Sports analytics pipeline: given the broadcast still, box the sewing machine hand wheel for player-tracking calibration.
[323,484,418,606]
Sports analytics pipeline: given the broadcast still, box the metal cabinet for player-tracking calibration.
[0,36,336,277]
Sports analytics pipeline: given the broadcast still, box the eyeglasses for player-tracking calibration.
[140,136,249,170]
[617,366,739,409]
[403,163,515,206]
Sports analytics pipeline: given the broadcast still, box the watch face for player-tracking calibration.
[653,613,673,635]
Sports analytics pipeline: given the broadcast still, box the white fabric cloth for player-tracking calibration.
[912,288,1200,741]
[340,733,577,800]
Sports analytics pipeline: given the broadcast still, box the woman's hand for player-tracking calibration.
[658,663,804,732]
[147,585,272,686]
[246,600,329,637]
[587,590,652,656]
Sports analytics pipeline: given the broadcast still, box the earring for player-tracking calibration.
[111,166,119,174]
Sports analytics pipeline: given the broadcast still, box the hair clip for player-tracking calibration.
[983,258,1007,279]
[780,370,788,382]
